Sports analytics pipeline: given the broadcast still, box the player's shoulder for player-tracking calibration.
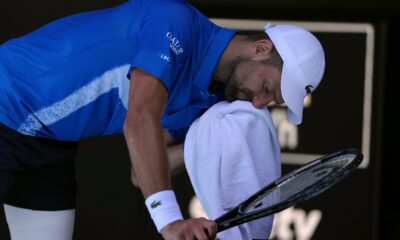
[153,0,192,10]
[143,0,197,22]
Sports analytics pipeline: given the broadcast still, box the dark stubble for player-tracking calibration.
[223,58,259,102]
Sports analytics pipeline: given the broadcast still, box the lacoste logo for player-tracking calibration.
[305,85,313,95]
[151,200,162,209]
[160,53,170,62]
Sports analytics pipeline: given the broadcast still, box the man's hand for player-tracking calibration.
[161,218,218,240]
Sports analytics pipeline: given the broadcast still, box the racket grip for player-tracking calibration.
[216,220,231,233]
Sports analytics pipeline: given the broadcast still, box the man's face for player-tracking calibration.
[224,58,284,108]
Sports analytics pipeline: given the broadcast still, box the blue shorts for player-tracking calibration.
[0,123,78,210]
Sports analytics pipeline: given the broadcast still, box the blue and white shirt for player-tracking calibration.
[0,0,235,142]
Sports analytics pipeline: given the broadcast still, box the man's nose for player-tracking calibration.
[251,94,273,108]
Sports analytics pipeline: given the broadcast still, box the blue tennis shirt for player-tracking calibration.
[0,0,235,142]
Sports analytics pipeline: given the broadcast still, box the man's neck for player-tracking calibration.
[212,34,250,84]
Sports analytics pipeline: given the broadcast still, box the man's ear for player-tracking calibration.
[252,39,273,61]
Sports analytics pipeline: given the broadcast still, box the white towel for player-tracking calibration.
[184,100,281,240]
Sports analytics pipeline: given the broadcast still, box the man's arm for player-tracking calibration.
[124,67,169,196]
[130,132,184,188]
[124,68,217,239]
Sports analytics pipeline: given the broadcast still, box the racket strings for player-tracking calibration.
[242,153,356,213]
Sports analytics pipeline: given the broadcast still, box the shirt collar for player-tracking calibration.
[193,28,236,91]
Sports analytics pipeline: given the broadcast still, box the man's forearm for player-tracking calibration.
[128,142,184,188]
[124,112,171,198]
[125,67,171,198]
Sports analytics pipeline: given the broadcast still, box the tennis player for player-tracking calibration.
[0,0,325,239]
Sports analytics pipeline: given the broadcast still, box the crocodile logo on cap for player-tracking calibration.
[305,85,313,95]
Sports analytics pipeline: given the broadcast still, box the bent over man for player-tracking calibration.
[0,0,325,239]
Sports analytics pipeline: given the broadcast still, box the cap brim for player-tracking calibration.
[281,65,305,125]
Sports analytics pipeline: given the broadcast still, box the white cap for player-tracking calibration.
[265,23,325,125]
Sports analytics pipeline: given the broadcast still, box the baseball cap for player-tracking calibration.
[264,23,325,125]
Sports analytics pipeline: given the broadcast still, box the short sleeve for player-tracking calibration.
[128,2,193,91]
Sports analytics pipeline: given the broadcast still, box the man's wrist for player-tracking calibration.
[145,190,184,232]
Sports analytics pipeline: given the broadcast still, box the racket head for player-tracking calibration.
[216,148,363,232]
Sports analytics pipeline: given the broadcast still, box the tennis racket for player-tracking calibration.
[215,148,363,232]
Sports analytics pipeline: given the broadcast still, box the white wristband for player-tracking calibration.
[145,190,184,232]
